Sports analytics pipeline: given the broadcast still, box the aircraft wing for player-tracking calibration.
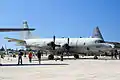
[4,37,25,42]
[0,28,35,32]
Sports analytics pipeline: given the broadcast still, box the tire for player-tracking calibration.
[74,54,79,59]
[94,55,98,59]
[48,54,54,60]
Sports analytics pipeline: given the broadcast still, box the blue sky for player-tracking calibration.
[0,0,120,49]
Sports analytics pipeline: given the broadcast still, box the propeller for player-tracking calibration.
[47,35,55,50]
[63,38,70,52]
[60,38,70,61]
[47,35,60,50]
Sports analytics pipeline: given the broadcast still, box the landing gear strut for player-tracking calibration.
[48,54,54,60]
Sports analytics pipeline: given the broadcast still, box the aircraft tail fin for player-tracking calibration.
[92,26,104,40]
[21,21,39,39]
[21,21,33,39]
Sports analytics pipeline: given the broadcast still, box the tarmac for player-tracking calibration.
[0,56,120,80]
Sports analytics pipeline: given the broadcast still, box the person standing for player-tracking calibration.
[118,50,120,60]
[114,50,118,59]
[37,50,41,64]
[60,52,63,61]
[24,51,27,57]
[111,50,114,59]
[28,51,32,63]
[18,50,23,65]
[0,54,2,65]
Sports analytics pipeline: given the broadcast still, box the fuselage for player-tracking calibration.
[25,37,114,53]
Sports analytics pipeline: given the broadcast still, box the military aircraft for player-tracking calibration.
[4,22,114,60]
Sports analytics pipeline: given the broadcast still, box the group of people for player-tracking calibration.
[18,50,42,65]
[110,49,120,59]
[6,49,120,65]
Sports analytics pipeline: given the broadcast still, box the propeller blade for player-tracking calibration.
[67,38,70,51]
[68,38,69,45]
[53,35,55,50]
[53,35,55,43]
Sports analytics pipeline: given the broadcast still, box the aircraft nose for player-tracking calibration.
[107,44,115,48]
[102,43,114,49]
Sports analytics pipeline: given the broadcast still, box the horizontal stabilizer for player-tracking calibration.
[4,37,25,42]
[0,28,35,32]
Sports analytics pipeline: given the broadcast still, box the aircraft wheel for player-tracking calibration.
[74,54,79,59]
[94,55,98,59]
[48,54,54,60]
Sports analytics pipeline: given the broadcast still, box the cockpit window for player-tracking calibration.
[95,40,105,43]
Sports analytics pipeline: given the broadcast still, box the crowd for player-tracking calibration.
[0,50,42,65]
[17,50,42,65]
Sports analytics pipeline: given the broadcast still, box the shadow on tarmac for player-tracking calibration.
[33,57,95,61]
[36,57,120,61]
[0,63,69,66]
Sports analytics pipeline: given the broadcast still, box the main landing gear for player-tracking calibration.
[94,55,98,59]
[48,54,54,60]
[48,53,80,60]
[74,54,79,59]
